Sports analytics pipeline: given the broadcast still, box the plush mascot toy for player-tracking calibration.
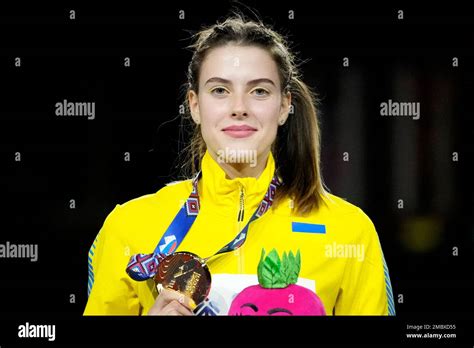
[228,249,326,316]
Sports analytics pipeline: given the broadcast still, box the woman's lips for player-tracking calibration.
[222,125,257,138]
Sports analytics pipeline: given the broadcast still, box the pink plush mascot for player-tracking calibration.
[228,249,326,316]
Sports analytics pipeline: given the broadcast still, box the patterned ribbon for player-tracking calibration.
[126,172,281,281]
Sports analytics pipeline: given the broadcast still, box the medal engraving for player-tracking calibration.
[154,252,211,306]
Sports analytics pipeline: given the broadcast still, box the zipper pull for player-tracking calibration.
[237,185,245,222]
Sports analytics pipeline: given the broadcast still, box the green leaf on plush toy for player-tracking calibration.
[257,248,265,283]
[281,251,289,283]
[257,248,301,289]
[263,249,286,288]
[257,248,282,288]
[287,250,301,284]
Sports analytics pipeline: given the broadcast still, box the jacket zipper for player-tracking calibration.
[237,185,245,222]
[236,184,245,273]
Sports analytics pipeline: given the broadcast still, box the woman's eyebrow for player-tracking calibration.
[204,77,275,87]
[247,78,275,87]
[205,77,230,85]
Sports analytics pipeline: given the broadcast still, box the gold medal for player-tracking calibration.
[154,252,211,307]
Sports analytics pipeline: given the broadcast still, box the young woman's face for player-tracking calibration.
[189,44,291,166]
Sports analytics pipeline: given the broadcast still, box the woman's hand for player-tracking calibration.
[147,288,196,316]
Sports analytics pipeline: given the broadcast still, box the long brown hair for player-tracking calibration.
[179,14,328,215]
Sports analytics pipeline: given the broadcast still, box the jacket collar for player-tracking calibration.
[199,150,276,214]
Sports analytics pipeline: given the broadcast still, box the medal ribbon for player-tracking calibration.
[126,171,281,281]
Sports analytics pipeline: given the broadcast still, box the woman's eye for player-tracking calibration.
[252,88,269,97]
[211,87,228,96]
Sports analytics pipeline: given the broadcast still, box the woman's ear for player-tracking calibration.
[188,90,201,125]
[279,91,292,125]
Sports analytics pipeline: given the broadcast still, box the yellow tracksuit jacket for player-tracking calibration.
[84,150,395,315]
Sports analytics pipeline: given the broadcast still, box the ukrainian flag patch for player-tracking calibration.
[292,222,326,234]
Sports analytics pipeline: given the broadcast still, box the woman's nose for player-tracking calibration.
[231,95,248,118]
[232,111,248,118]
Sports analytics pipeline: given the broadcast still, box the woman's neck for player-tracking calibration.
[209,150,270,179]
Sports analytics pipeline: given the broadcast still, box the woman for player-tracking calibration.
[84,15,395,316]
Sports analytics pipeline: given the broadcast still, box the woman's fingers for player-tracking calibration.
[158,288,196,311]
[162,300,195,316]
[147,288,196,315]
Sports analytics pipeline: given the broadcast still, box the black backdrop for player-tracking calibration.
[0,2,473,345]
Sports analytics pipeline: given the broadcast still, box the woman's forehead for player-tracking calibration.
[200,45,280,84]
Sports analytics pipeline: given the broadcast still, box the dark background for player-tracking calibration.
[0,1,473,343]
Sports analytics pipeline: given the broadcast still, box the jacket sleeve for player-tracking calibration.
[83,204,141,315]
[334,211,396,315]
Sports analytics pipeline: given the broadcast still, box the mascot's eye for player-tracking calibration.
[267,307,293,315]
